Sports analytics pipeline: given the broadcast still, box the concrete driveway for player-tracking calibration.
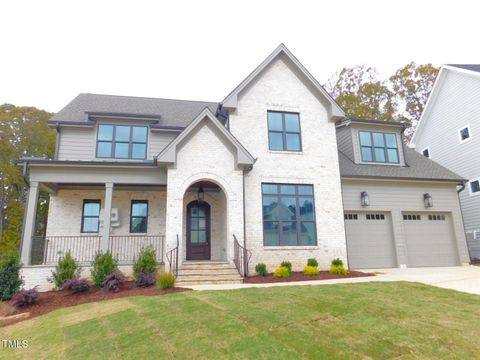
[370,266,480,295]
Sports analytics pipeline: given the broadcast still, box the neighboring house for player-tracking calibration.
[18,45,470,289]
[411,64,480,260]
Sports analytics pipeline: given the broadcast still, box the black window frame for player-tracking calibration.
[130,200,149,233]
[470,180,480,194]
[459,125,471,142]
[96,124,148,160]
[267,111,302,152]
[261,183,317,246]
[359,130,400,164]
[81,199,101,233]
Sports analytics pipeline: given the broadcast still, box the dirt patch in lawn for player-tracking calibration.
[244,270,374,284]
[0,282,191,326]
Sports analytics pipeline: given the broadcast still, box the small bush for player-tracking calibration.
[133,247,158,279]
[330,265,349,275]
[255,263,268,276]
[0,252,23,301]
[91,252,118,288]
[102,270,125,292]
[135,272,157,288]
[307,258,318,267]
[62,278,91,293]
[304,265,320,275]
[157,272,175,289]
[49,252,81,289]
[273,266,291,278]
[12,287,39,307]
[280,261,292,272]
[331,258,344,267]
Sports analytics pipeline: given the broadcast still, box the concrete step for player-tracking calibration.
[176,277,244,285]
[179,262,236,271]
[178,268,239,276]
[177,273,242,280]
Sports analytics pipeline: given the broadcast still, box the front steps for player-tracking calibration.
[176,261,243,285]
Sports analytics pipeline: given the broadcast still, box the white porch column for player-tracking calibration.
[21,181,39,265]
[102,182,113,252]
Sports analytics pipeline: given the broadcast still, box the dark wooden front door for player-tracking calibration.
[186,200,211,260]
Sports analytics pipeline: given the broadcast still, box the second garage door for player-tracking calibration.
[345,212,397,269]
[403,213,459,267]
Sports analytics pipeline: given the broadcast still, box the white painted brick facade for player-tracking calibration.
[229,55,347,272]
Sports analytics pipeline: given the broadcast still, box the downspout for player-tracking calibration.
[242,162,255,277]
[456,181,472,262]
[54,123,61,160]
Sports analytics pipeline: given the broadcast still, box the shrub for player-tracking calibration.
[307,258,318,267]
[255,263,267,277]
[331,258,344,267]
[157,272,176,289]
[304,265,320,275]
[135,272,157,288]
[0,251,23,301]
[280,261,292,272]
[273,266,291,278]
[330,265,349,275]
[12,287,39,307]
[102,270,125,292]
[62,278,91,293]
[91,252,118,288]
[133,247,158,278]
[49,252,81,289]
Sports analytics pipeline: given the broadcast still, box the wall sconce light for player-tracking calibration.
[423,193,433,208]
[197,187,204,202]
[361,191,369,207]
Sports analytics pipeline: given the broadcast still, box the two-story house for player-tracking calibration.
[19,45,470,289]
[411,64,480,260]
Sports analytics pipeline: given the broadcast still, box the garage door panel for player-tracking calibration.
[345,212,397,269]
[403,213,459,267]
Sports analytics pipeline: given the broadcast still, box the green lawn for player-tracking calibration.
[1,282,480,359]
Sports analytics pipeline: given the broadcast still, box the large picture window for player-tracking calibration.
[130,200,148,233]
[359,131,399,163]
[267,111,302,151]
[262,183,316,246]
[81,200,101,233]
[96,124,148,159]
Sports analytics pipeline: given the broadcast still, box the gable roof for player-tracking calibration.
[221,43,345,121]
[411,64,480,147]
[336,121,464,183]
[156,107,255,168]
[49,93,219,127]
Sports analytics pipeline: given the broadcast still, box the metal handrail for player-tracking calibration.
[233,234,252,278]
[166,235,179,277]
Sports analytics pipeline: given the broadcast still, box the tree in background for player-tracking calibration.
[0,104,55,254]
[325,63,439,141]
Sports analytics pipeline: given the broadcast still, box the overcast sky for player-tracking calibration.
[1,0,479,113]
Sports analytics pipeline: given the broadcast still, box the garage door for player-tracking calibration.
[403,213,459,267]
[345,212,397,269]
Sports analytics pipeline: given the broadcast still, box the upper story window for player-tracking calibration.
[458,125,471,143]
[469,179,480,196]
[96,124,148,159]
[267,111,302,152]
[359,131,399,164]
[422,147,430,158]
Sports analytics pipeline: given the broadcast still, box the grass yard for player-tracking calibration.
[1,281,480,359]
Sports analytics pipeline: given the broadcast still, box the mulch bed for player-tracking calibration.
[0,282,191,326]
[244,270,374,284]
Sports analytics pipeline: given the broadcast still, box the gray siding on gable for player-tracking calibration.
[414,70,480,258]
[336,126,354,160]
[148,132,178,159]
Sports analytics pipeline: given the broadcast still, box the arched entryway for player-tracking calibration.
[183,180,228,261]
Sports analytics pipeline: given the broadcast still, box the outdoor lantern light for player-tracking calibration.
[360,191,370,207]
[197,187,204,202]
[424,193,433,208]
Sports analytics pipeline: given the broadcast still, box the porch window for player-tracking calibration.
[96,124,148,159]
[81,200,101,233]
[130,200,148,233]
[262,183,316,246]
[267,111,302,151]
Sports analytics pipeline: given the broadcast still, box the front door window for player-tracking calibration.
[187,201,211,260]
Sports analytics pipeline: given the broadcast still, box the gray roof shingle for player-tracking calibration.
[448,64,480,73]
[50,93,219,127]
